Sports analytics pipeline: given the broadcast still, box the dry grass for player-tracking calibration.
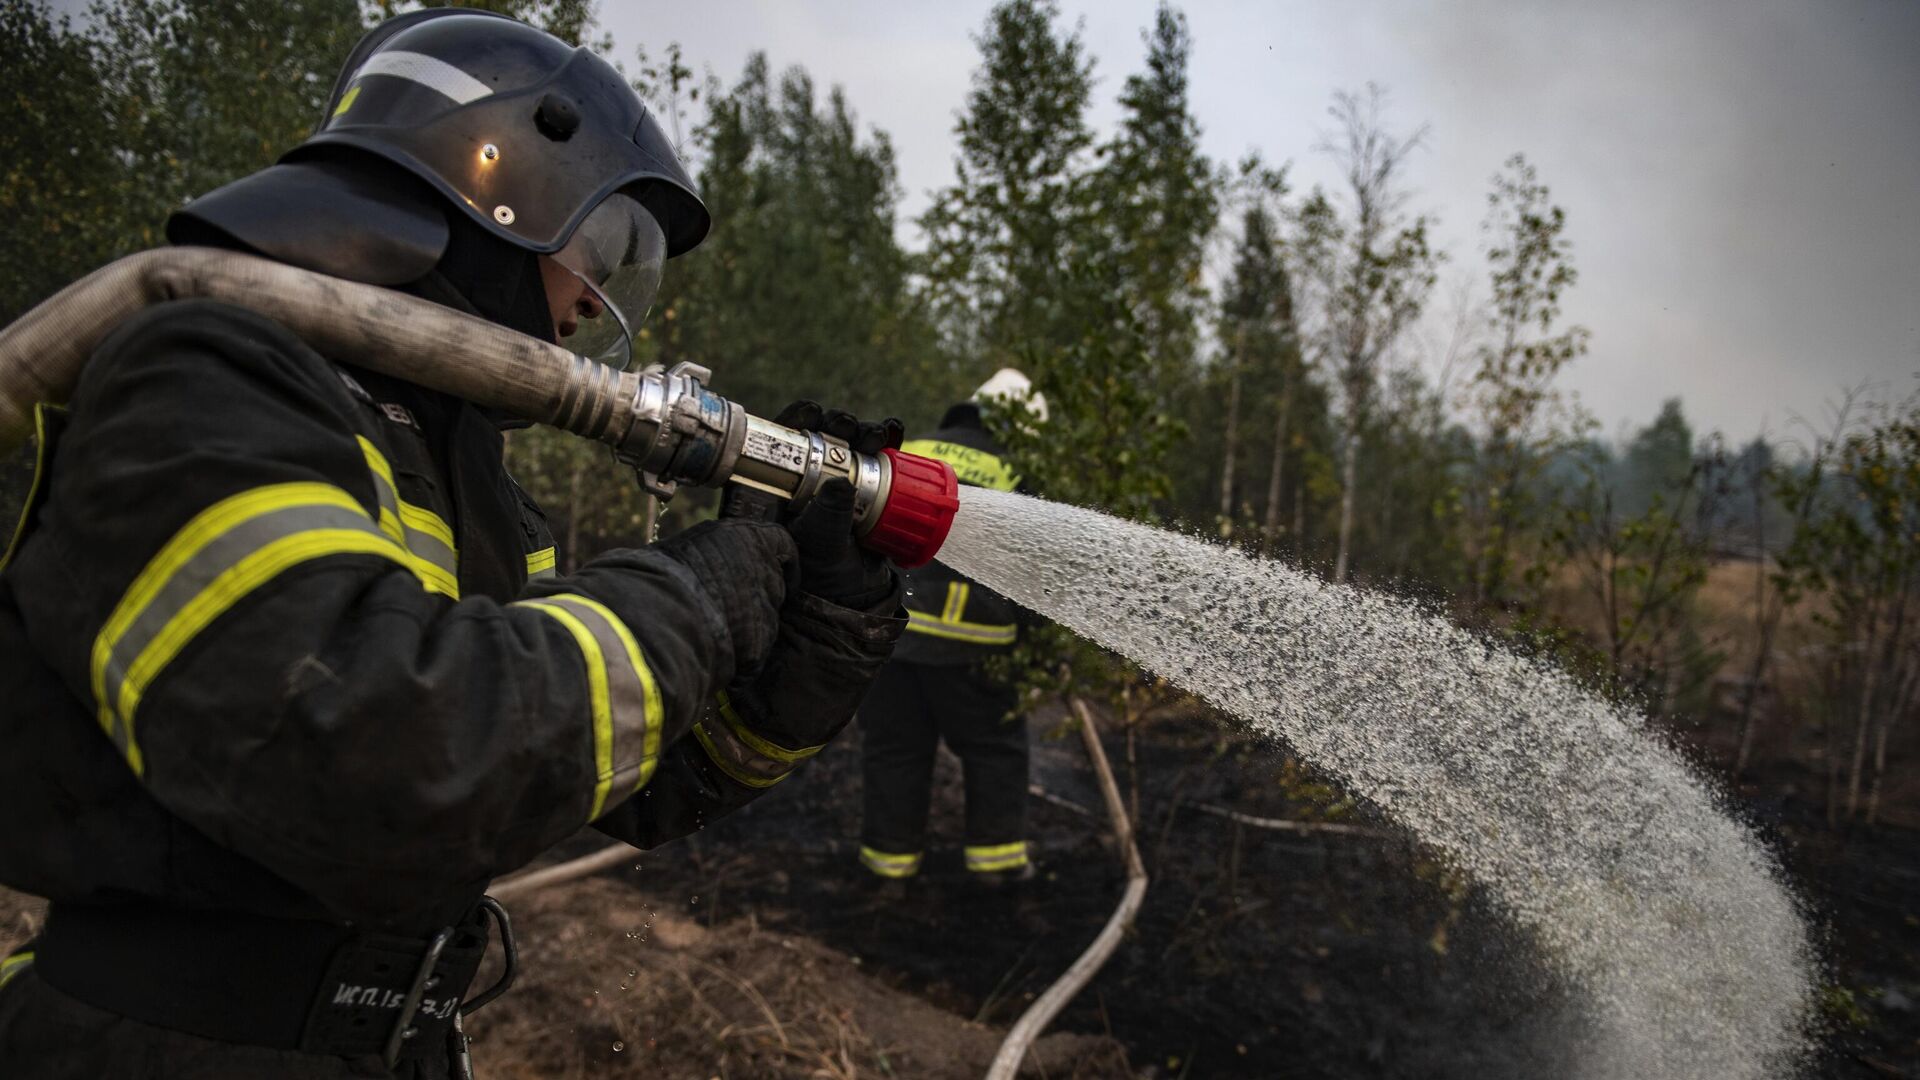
[467,874,1127,1080]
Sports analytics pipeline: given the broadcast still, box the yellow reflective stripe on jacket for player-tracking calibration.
[860,846,923,879]
[88,483,410,776]
[965,841,1029,872]
[525,546,557,579]
[512,593,663,820]
[357,436,459,597]
[899,439,1018,492]
[904,582,1018,645]
[0,951,33,993]
[691,692,825,789]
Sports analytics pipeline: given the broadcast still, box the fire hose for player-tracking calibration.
[0,247,959,566]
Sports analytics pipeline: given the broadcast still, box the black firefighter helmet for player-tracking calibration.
[168,8,707,369]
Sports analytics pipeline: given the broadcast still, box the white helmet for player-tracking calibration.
[971,368,1049,424]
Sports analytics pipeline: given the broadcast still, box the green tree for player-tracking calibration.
[1456,153,1591,611]
[1621,398,1696,517]
[1544,438,1717,717]
[1288,86,1440,583]
[646,54,953,424]
[921,0,1097,361]
[1774,391,1920,825]
[1209,198,1307,548]
[1,0,364,323]
[1094,2,1218,394]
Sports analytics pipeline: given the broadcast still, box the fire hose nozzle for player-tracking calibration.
[611,363,959,568]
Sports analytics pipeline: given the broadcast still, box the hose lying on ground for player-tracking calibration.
[987,698,1149,1080]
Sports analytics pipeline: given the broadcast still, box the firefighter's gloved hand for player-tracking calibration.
[788,476,899,610]
[653,519,799,678]
[728,400,903,612]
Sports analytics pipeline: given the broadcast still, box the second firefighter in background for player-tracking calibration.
[859,370,1044,886]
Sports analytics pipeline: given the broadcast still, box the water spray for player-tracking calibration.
[0,248,959,567]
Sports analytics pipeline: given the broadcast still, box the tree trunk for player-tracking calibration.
[1261,382,1292,552]
[1218,342,1243,534]
[1733,497,1775,781]
[1333,417,1359,583]
[1845,645,1879,822]
[1292,481,1306,558]
[1865,710,1893,826]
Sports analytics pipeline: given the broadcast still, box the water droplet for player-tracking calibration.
[612,1041,624,1052]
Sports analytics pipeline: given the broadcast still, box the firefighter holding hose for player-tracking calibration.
[859,371,1043,890]
[0,11,906,1078]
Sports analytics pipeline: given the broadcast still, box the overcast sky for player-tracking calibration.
[597,0,1919,444]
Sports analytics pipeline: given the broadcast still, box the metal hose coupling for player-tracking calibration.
[612,363,959,568]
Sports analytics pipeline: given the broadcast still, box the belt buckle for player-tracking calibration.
[380,926,453,1068]
[377,896,517,1074]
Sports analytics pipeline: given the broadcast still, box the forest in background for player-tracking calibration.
[3,0,1917,831]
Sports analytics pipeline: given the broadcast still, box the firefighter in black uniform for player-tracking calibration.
[0,11,903,1078]
[858,370,1042,886]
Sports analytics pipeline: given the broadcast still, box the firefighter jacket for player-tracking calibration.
[892,403,1026,667]
[0,297,903,936]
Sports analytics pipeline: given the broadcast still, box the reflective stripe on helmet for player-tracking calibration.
[349,50,494,107]
[511,593,664,820]
[88,483,414,776]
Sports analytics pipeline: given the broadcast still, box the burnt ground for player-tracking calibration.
[3,711,1915,1078]
[501,708,1920,1079]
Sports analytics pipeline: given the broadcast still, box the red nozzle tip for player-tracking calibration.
[865,448,960,568]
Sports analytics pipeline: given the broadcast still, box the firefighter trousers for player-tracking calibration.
[858,661,1027,877]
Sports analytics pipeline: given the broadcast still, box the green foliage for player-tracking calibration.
[1539,443,1718,715]
[1095,3,1218,389]
[1287,86,1442,582]
[1,0,364,323]
[920,0,1096,360]
[1773,391,1920,822]
[644,55,958,428]
[1452,153,1592,611]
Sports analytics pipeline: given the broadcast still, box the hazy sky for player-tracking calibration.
[596,0,1919,443]
[53,0,1914,440]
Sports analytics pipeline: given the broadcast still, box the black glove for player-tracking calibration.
[721,400,904,612]
[652,518,798,678]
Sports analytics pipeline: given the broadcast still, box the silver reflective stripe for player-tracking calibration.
[352,50,494,106]
[512,593,662,819]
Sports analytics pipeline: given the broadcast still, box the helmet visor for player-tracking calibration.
[552,191,666,369]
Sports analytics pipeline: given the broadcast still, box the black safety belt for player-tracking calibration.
[31,898,515,1074]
